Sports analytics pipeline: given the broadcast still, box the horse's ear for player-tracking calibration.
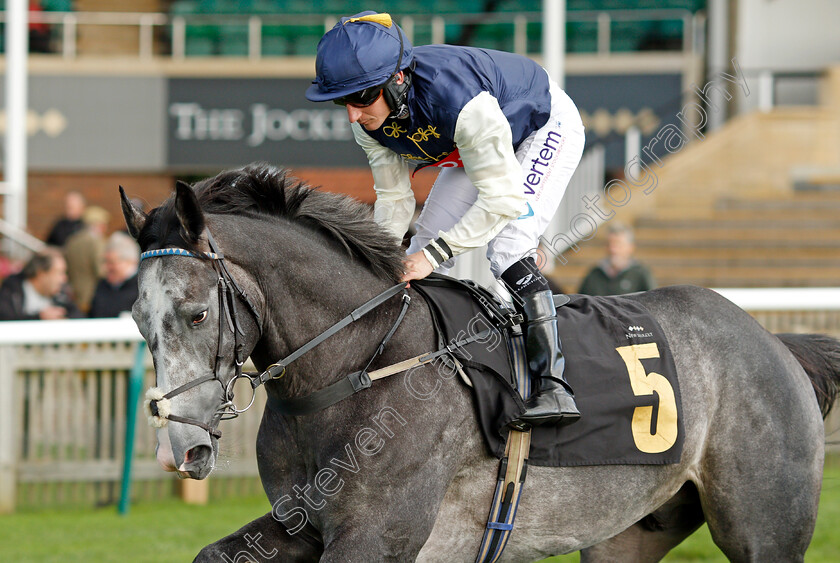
[174,180,205,244]
[119,186,147,240]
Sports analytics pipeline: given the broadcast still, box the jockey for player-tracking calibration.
[305,12,584,429]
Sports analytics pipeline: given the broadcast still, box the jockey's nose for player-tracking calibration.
[346,105,363,123]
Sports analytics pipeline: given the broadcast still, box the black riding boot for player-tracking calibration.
[501,257,580,429]
[516,290,580,428]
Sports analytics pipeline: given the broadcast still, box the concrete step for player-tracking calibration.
[633,227,840,242]
[554,263,840,278]
[716,196,840,211]
[558,256,840,270]
[636,217,840,230]
[549,263,840,292]
[705,208,840,221]
[550,271,840,291]
[633,246,840,260]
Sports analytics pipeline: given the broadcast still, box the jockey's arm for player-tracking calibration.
[352,123,415,242]
[421,92,527,268]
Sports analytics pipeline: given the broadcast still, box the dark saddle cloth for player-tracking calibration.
[412,275,684,468]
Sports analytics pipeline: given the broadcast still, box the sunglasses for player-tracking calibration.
[333,86,384,108]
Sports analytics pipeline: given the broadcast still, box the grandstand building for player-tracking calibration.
[1,0,839,289]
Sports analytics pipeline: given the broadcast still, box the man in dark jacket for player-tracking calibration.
[45,191,86,247]
[0,248,82,321]
[579,223,656,296]
[89,233,140,318]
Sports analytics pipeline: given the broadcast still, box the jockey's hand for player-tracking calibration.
[401,250,434,282]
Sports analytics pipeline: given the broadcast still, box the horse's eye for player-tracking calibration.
[192,311,208,325]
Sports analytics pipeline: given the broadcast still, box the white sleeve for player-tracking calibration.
[352,123,415,241]
[435,92,527,257]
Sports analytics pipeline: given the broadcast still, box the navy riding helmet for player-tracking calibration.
[305,12,414,118]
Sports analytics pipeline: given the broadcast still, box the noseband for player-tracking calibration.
[142,230,261,439]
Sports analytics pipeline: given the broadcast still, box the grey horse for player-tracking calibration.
[120,163,840,562]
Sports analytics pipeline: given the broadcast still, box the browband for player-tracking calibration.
[140,248,220,261]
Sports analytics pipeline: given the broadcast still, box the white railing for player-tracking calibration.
[0,318,264,513]
[0,9,704,60]
[713,287,840,311]
[3,287,838,512]
[0,217,47,255]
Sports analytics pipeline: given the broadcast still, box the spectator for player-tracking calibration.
[578,222,656,296]
[64,206,110,313]
[0,251,23,281]
[46,191,86,247]
[29,1,52,54]
[89,233,140,318]
[0,248,82,320]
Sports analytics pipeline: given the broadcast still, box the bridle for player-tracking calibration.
[142,228,412,439]
[142,230,262,439]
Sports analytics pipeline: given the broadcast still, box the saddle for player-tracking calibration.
[412,274,684,468]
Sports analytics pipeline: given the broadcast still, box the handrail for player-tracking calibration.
[0,8,703,59]
[0,316,141,344]
[712,288,840,311]
[14,9,697,25]
[0,217,47,254]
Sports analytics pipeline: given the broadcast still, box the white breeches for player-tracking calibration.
[406,81,586,278]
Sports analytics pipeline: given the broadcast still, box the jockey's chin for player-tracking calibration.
[360,118,386,131]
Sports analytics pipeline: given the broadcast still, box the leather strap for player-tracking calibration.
[266,370,374,416]
[414,274,524,328]
[165,414,223,439]
[266,292,413,416]
[266,325,495,416]
[474,428,532,563]
[255,283,408,384]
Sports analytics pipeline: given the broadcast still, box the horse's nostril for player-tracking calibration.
[184,445,211,466]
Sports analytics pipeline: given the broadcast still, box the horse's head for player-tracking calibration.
[121,182,262,479]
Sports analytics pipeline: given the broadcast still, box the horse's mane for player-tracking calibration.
[139,163,405,281]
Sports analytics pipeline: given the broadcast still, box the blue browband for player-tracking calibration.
[140,248,220,261]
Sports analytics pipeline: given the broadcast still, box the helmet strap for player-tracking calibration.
[382,20,412,119]
[384,66,413,119]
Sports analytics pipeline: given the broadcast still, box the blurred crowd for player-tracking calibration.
[0,191,656,322]
[0,192,141,321]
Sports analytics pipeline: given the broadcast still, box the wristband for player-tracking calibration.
[428,237,452,262]
[421,247,440,269]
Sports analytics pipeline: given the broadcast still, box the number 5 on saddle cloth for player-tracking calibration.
[410,273,684,467]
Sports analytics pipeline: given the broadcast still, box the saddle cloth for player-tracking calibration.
[411,276,684,467]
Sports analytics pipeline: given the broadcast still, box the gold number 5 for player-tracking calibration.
[615,343,678,453]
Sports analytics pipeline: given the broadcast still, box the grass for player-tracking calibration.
[1,461,839,562]
[0,495,271,562]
